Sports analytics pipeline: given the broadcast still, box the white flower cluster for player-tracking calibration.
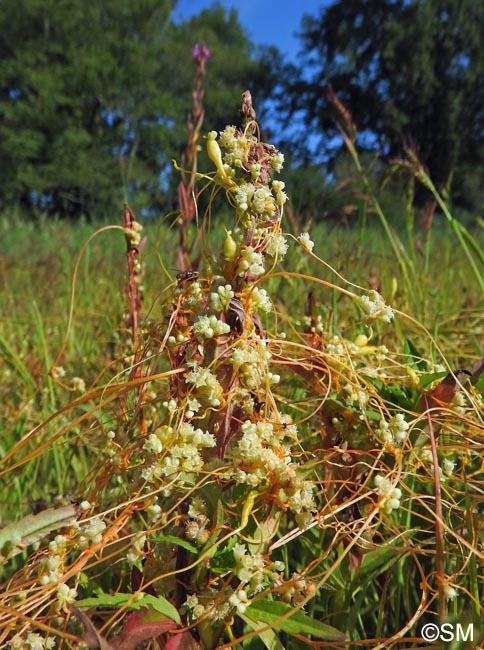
[297,232,314,253]
[235,420,291,486]
[141,422,215,485]
[325,334,389,366]
[219,125,247,166]
[443,583,458,601]
[229,588,251,614]
[358,290,394,323]
[231,543,286,602]
[344,383,370,408]
[452,390,467,414]
[379,413,410,447]
[442,458,456,477]
[8,633,56,650]
[265,231,288,259]
[233,543,266,592]
[249,287,272,313]
[185,497,210,546]
[231,335,280,388]
[71,376,86,392]
[183,593,207,620]
[272,179,287,204]
[280,572,317,606]
[375,474,402,514]
[193,314,230,340]
[234,182,256,212]
[210,284,235,311]
[146,500,162,523]
[239,246,265,277]
[232,419,315,527]
[37,533,78,608]
[253,186,274,214]
[123,220,143,247]
[182,280,204,309]
[126,532,146,565]
[185,362,223,407]
[76,516,107,548]
[56,582,77,608]
[271,152,285,172]
[302,313,325,334]
[285,480,316,530]
[185,397,201,419]
[230,339,261,368]
[419,451,457,483]
[38,552,64,585]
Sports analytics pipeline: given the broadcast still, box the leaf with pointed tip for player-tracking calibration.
[112,608,178,650]
[244,599,346,641]
[76,592,180,624]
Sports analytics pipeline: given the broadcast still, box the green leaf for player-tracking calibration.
[244,599,346,641]
[366,377,419,410]
[356,545,401,583]
[0,505,80,560]
[76,592,180,624]
[418,371,447,389]
[240,613,286,649]
[403,338,427,371]
[151,535,198,554]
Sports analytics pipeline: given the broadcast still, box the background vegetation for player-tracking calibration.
[1,0,483,221]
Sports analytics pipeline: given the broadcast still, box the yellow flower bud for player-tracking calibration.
[205,131,234,186]
[223,229,237,262]
[354,334,369,347]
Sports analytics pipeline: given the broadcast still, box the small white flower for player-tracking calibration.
[442,458,456,476]
[250,287,272,312]
[297,232,314,253]
[271,152,285,171]
[52,365,66,379]
[239,247,265,277]
[229,589,250,614]
[126,532,146,565]
[193,314,230,340]
[375,474,401,513]
[380,413,410,446]
[143,433,163,454]
[9,633,56,650]
[210,284,235,311]
[71,376,86,392]
[147,503,162,523]
[57,583,77,607]
[443,583,458,601]
[358,290,394,323]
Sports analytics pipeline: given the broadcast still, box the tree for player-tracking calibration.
[285,0,484,210]
[0,0,278,217]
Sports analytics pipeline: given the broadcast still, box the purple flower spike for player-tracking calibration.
[193,41,211,63]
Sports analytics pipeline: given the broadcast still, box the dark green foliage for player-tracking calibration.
[0,0,276,218]
[285,0,484,209]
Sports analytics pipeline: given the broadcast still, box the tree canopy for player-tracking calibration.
[0,0,276,216]
[2,0,483,218]
[285,0,484,207]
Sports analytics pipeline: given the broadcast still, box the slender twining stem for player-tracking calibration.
[424,396,446,621]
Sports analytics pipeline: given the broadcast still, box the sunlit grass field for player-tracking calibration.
[1,136,483,650]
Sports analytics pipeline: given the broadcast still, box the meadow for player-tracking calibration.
[0,114,483,650]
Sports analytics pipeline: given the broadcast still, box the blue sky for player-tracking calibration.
[174,0,328,62]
